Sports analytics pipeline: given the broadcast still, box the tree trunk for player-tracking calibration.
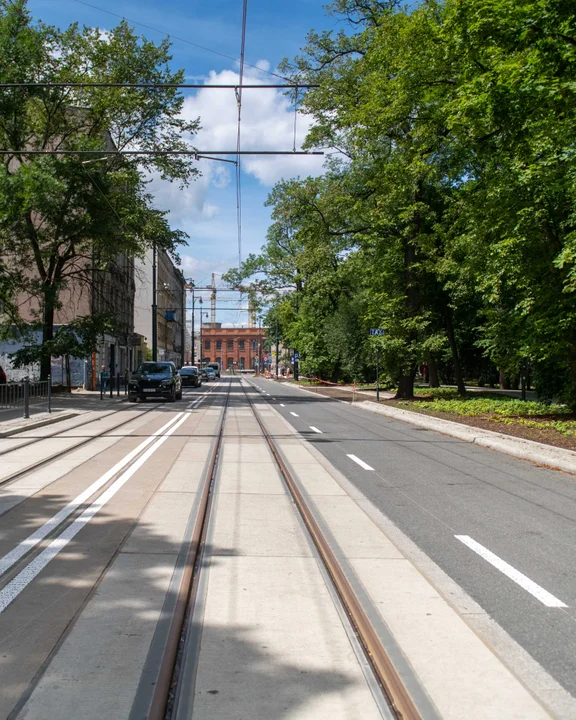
[444,306,466,396]
[499,369,510,390]
[427,352,440,388]
[40,286,55,381]
[395,367,417,399]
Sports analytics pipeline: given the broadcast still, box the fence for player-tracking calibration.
[99,373,129,400]
[0,376,52,418]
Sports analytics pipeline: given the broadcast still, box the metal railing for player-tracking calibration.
[0,376,52,418]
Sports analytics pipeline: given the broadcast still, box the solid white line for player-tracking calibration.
[455,535,568,608]
[0,412,190,613]
[0,412,185,578]
[346,454,374,471]
[290,412,299,417]
[309,426,322,434]
[280,404,285,407]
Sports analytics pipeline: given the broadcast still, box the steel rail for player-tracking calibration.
[0,405,134,459]
[147,379,232,720]
[240,381,422,720]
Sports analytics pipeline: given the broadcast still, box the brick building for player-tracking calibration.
[200,325,266,371]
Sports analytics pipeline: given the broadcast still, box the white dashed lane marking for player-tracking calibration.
[346,454,374,471]
[455,535,568,608]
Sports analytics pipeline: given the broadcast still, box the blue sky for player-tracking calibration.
[27,0,337,324]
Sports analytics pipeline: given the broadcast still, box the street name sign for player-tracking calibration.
[370,328,386,337]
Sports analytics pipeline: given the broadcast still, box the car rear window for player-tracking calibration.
[137,363,172,375]
[180,367,198,375]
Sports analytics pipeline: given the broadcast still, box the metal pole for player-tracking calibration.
[152,244,158,362]
[191,285,195,365]
[117,373,120,397]
[48,374,52,413]
[23,376,29,419]
[181,279,185,367]
[199,298,203,369]
[276,318,279,378]
[376,347,380,402]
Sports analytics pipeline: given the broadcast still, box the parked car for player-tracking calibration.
[128,362,182,402]
[0,366,6,384]
[205,367,216,381]
[207,362,221,378]
[179,366,202,388]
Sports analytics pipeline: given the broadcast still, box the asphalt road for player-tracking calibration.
[249,377,576,698]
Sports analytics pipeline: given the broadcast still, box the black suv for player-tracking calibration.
[179,366,202,388]
[129,362,182,402]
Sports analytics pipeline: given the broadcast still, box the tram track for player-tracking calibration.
[146,378,422,720]
[0,387,214,490]
[0,382,224,612]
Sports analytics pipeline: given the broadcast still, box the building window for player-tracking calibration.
[227,357,234,368]
[239,357,245,369]
[204,339,210,350]
[216,339,222,351]
[252,340,257,351]
[227,339,233,351]
[238,340,245,350]
[216,357,222,367]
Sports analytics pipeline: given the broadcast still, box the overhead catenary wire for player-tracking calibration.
[70,0,294,84]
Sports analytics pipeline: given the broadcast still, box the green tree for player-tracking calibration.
[0,1,199,379]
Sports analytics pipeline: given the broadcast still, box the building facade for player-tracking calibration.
[199,325,266,371]
[133,248,185,368]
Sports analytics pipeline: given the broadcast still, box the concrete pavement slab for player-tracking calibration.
[218,461,285,494]
[16,554,178,720]
[192,556,382,720]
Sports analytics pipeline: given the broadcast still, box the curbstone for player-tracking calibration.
[357,401,576,475]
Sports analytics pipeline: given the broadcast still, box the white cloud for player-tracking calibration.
[181,65,325,186]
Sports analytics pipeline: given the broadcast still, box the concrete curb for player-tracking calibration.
[356,401,576,475]
[0,411,80,438]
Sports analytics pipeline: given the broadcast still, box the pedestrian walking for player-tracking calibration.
[100,365,109,392]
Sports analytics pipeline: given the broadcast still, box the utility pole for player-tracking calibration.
[191,283,195,365]
[152,243,158,362]
[275,317,279,378]
[180,276,185,368]
[199,297,203,368]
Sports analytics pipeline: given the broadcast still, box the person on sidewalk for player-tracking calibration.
[100,365,109,392]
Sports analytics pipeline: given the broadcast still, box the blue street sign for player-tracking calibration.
[370,328,386,337]
[294,352,300,361]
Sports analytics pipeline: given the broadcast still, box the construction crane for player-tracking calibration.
[188,278,251,328]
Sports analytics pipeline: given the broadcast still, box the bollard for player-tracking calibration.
[109,374,113,399]
[116,373,120,397]
[47,374,52,413]
[23,376,30,419]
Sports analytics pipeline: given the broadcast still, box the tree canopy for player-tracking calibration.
[229,0,576,404]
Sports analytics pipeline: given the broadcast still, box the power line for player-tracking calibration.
[236,0,249,270]
[70,0,292,83]
[0,150,323,155]
[0,83,316,89]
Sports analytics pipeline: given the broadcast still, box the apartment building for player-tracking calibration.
[199,325,266,371]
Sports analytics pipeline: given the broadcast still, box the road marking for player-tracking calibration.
[0,412,186,578]
[347,454,374,471]
[290,412,299,417]
[280,404,285,407]
[455,535,568,608]
[0,413,190,613]
[309,426,322,433]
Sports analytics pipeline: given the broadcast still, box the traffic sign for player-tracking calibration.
[369,328,386,337]
[294,352,300,361]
